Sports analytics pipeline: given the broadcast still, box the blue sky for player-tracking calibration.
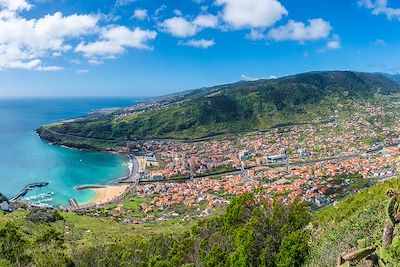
[0,0,400,97]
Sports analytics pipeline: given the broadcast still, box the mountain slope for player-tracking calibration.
[306,179,400,266]
[37,71,400,148]
[381,72,400,84]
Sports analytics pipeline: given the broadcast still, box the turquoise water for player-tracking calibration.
[0,98,139,206]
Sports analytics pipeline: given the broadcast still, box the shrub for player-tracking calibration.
[26,209,64,223]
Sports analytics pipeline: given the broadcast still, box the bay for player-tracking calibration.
[0,97,139,206]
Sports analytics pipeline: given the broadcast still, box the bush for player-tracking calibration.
[26,209,64,223]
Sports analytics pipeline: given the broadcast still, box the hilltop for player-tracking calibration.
[37,71,400,149]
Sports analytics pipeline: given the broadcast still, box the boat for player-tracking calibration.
[24,192,55,201]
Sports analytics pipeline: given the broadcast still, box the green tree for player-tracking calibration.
[203,244,228,267]
[275,230,309,267]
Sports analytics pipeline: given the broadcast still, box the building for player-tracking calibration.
[239,150,251,161]
[145,153,159,167]
[151,174,164,181]
[264,154,287,163]
[298,148,311,158]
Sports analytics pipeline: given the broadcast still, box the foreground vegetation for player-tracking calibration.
[307,179,400,266]
[2,179,400,266]
[37,71,400,149]
[0,194,311,266]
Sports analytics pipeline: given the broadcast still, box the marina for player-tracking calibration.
[10,182,49,202]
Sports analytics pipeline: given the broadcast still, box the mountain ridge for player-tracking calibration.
[37,71,400,149]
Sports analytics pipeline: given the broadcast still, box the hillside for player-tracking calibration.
[382,72,400,84]
[306,179,400,266]
[1,180,400,266]
[37,71,400,149]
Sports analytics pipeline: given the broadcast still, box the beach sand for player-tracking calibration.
[89,185,130,205]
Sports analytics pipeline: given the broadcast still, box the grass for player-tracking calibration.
[123,197,150,211]
[305,178,400,266]
[0,209,196,252]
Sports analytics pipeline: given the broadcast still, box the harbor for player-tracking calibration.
[10,182,49,202]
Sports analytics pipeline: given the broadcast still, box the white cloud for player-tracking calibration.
[76,69,89,74]
[70,59,81,64]
[132,8,147,20]
[4,58,62,71]
[359,0,400,20]
[0,7,99,70]
[245,29,265,41]
[193,14,218,28]
[160,14,218,38]
[173,9,183,16]
[36,65,64,71]
[241,74,259,81]
[160,17,198,37]
[154,4,167,17]
[35,12,99,39]
[241,74,278,81]
[178,38,215,48]
[76,26,157,58]
[6,59,41,70]
[326,39,341,50]
[216,0,287,29]
[0,0,158,70]
[267,19,332,42]
[318,35,341,52]
[0,0,32,16]
[115,0,135,7]
[88,59,104,65]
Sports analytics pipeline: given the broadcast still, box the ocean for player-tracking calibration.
[0,97,139,206]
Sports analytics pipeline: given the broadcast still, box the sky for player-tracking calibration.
[0,0,400,97]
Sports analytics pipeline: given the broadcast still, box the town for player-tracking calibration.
[74,100,400,224]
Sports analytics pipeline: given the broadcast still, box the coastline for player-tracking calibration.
[75,154,138,207]
[39,135,135,207]
[84,185,130,205]
[36,117,139,208]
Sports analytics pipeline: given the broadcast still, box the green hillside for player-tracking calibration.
[37,71,400,149]
[1,180,400,266]
[306,179,400,266]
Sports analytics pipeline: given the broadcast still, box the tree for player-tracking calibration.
[275,230,309,267]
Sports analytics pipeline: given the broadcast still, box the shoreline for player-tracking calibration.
[79,185,130,206]
[39,134,136,207]
[75,154,138,207]
[36,125,143,208]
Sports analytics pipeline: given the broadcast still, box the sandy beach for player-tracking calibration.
[88,185,130,205]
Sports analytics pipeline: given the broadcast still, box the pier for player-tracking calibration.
[10,182,49,202]
[74,185,106,190]
[69,198,79,207]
